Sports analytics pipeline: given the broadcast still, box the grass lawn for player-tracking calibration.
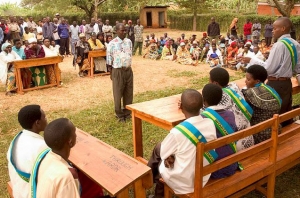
[1,64,300,197]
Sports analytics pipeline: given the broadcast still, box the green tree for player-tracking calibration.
[175,0,205,31]
[71,0,107,20]
[271,0,298,17]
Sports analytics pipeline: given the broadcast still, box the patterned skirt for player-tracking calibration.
[45,65,57,84]
[6,71,17,92]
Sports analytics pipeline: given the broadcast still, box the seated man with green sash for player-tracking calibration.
[147,89,218,197]
[201,84,240,178]
[29,118,80,198]
[209,67,254,150]
[6,105,48,198]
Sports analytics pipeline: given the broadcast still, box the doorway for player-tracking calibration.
[146,12,152,27]
[159,11,165,27]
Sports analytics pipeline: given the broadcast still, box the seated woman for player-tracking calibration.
[242,65,281,144]
[42,38,61,85]
[88,32,107,73]
[227,41,238,69]
[74,33,92,77]
[0,43,21,96]
[161,41,176,61]
[97,32,105,45]
[176,42,195,66]
[206,44,222,68]
[143,43,159,60]
[24,38,46,87]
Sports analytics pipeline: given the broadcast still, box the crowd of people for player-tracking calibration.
[4,14,300,198]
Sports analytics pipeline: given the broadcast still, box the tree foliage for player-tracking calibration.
[71,0,107,20]
[271,0,297,17]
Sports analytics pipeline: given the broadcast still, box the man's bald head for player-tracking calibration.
[273,17,292,39]
[181,89,203,115]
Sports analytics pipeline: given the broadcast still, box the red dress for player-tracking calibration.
[243,23,252,36]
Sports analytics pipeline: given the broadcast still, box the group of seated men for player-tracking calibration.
[142,31,272,69]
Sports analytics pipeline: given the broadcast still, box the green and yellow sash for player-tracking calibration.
[201,108,243,170]
[9,131,31,182]
[175,120,218,164]
[255,83,282,107]
[30,149,51,198]
[281,38,298,71]
[223,88,253,121]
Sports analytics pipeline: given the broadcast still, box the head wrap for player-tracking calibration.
[245,41,252,46]
[1,42,11,51]
[28,38,37,44]
[180,42,185,46]
[128,20,132,23]
[230,41,237,47]
[79,33,86,38]
[203,32,207,37]
[192,41,198,44]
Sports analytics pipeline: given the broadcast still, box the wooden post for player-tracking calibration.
[194,142,204,198]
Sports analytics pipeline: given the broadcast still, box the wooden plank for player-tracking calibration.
[69,128,152,196]
[132,113,143,158]
[88,50,106,78]
[13,56,63,68]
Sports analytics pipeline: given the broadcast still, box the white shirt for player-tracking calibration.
[6,130,48,198]
[29,151,80,198]
[159,116,217,194]
[102,25,113,35]
[42,45,59,57]
[206,49,222,62]
[254,51,264,61]
[93,23,99,34]
[249,34,300,78]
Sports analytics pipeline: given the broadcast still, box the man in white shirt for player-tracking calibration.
[147,89,217,196]
[69,21,80,55]
[6,105,48,198]
[29,118,80,198]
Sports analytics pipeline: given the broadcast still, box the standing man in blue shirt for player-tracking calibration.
[58,19,70,56]
[107,23,133,122]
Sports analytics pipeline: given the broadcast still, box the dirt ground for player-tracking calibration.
[0,28,232,114]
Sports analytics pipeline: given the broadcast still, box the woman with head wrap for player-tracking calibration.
[143,43,159,60]
[229,18,239,38]
[88,32,107,73]
[161,41,176,61]
[24,37,47,86]
[0,42,21,96]
[74,33,92,77]
[176,42,196,65]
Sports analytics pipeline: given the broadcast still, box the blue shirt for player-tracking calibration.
[58,24,69,39]
[106,37,132,68]
[12,46,26,60]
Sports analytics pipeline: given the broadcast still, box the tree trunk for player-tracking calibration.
[94,0,98,19]
[272,0,295,17]
[192,0,198,31]
[236,0,241,14]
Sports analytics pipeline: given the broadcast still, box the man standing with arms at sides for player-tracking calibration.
[107,23,133,122]
[207,17,220,44]
[243,17,300,125]
[127,20,134,44]
[133,19,143,56]
[69,21,80,55]
[42,17,54,41]
[27,16,37,34]
[58,19,70,56]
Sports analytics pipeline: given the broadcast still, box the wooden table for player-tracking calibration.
[69,128,153,198]
[88,50,110,77]
[13,56,63,94]
[127,77,300,158]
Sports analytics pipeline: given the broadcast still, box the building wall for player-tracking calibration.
[258,3,300,16]
[140,8,168,28]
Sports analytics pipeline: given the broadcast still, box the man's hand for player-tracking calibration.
[164,155,175,169]
[242,57,251,63]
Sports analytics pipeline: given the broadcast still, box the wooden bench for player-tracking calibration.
[127,77,300,158]
[163,108,300,197]
[13,56,63,94]
[88,50,110,77]
[69,128,153,198]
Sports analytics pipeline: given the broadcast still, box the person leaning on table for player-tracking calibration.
[106,23,133,122]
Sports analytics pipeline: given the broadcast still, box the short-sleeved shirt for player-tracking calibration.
[106,37,132,68]
[134,25,143,42]
[69,25,79,40]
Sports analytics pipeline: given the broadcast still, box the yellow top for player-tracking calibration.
[88,39,105,50]
[23,32,36,41]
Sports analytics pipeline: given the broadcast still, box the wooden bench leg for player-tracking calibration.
[164,183,173,198]
[134,179,146,198]
[266,172,276,198]
[116,188,129,198]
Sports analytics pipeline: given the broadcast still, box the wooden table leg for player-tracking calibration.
[54,64,61,87]
[116,188,129,198]
[132,112,143,158]
[16,68,24,95]
[134,179,146,198]
[90,57,94,78]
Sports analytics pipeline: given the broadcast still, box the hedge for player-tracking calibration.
[168,12,300,37]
